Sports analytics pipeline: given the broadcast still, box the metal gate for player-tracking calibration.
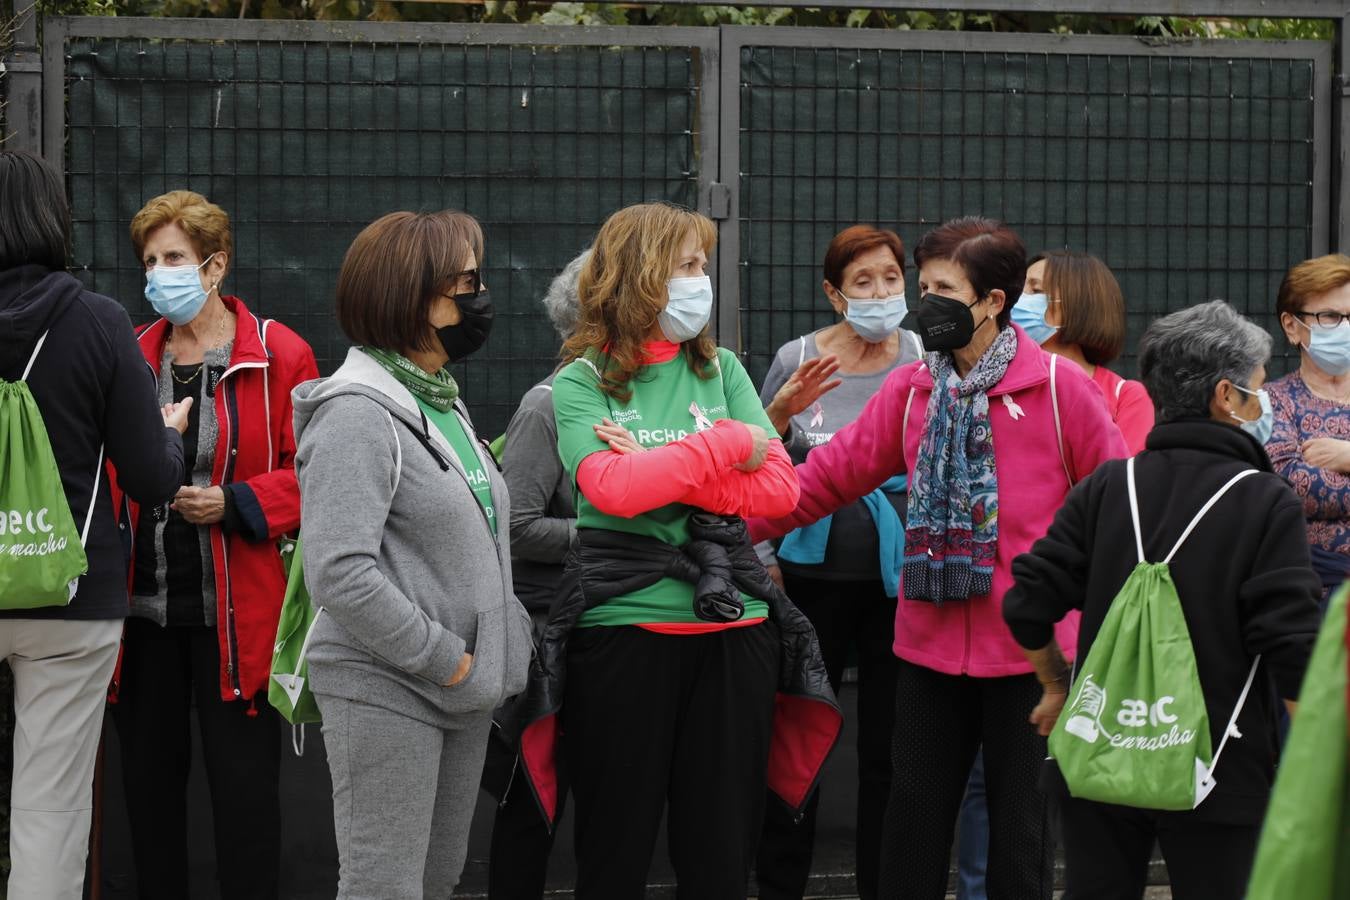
[40,17,720,435]
[13,12,1340,435]
[723,27,1332,384]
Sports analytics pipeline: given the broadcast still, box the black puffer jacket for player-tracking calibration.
[498,513,842,827]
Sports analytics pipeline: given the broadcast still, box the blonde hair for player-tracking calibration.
[564,202,718,402]
[130,190,233,273]
[1277,253,1350,318]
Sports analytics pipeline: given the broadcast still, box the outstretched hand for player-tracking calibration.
[766,355,842,436]
[162,396,194,434]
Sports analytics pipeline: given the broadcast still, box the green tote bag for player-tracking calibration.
[1049,459,1261,811]
[269,538,323,731]
[1245,584,1350,900]
[0,332,100,609]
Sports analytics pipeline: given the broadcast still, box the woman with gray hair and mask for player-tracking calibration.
[1003,300,1322,900]
[485,250,587,899]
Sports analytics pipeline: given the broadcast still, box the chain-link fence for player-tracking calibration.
[29,16,1342,429]
[727,30,1331,385]
[53,20,717,436]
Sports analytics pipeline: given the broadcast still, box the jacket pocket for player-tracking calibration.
[502,599,533,699]
[441,608,505,715]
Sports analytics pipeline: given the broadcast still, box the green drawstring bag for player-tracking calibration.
[0,332,99,609]
[1049,459,1261,811]
[1246,584,1350,900]
[488,432,506,465]
[269,538,323,740]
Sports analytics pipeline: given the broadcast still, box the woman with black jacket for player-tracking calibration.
[1002,300,1323,900]
[0,151,188,899]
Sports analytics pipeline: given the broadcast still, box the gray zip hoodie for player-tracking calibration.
[292,348,532,727]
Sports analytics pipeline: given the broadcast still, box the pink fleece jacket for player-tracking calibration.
[749,326,1129,677]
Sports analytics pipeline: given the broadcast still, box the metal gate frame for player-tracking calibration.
[9,11,1343,350]
[716,25,1335,345]
[37,16,724,212]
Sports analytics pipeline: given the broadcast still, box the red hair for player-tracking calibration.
[822,225,906,290]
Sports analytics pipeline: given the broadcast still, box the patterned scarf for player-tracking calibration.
[361,346,459,412]
[903,325,1018,604]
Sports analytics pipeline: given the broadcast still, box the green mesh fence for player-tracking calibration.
[63,36,702,436]
[738,46,1319,385]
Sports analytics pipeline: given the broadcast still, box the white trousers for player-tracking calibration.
[0,617,121,900]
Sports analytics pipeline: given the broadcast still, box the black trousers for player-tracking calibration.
[878,659,1054,900]
[1060,798,1260,900]
[563,623,780,900]
[111,618,281,900]
[757,573,897,900]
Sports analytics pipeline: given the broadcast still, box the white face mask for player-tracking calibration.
[1295,317,1350,376]
[659,275,714,343]
[1230,383,1273,445]
[841,292,907,343]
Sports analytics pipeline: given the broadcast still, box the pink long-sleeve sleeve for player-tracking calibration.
[575,418,754,518]
[747,366,914,544]
[1114,379,1155,456]
[681,439,800,519]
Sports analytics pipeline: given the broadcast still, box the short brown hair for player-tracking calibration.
[335,210,484,356]
[1276,253,1350,318]
[913,217,1025,328]
[130,190,233,271]
[1038,250,1126,366]
[822,225,905,290]
[564,202,717,402]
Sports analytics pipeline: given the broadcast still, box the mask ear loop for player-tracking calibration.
[1227,382,1259,425]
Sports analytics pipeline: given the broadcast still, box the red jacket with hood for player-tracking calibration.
[110,295,318,703]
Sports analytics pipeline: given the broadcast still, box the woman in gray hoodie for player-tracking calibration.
[292,210,533,900]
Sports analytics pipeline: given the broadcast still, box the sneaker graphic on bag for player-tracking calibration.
[1064,674,1110,744]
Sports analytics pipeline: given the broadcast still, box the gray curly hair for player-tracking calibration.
[543,250,589,342]
[1138,300,1272,423]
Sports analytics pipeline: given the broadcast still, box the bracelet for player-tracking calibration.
[1037,669,1071,688]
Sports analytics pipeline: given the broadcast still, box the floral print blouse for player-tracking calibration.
[1266,371,1350,557]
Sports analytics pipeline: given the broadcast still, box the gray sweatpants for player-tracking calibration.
[0,617,122,900]
[315,693,492,900]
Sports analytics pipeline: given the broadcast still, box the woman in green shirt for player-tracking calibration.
[551,202,806,898]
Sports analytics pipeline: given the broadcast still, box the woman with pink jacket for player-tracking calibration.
[749,217,1128,900]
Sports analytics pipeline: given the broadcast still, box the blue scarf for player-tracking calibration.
[902,326,1017,603]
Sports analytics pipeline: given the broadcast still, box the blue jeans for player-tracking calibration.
[956,750,989,900]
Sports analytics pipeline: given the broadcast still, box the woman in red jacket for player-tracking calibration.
[110,190,318,900]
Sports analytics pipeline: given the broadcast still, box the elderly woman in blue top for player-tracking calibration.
[755,225,923,900]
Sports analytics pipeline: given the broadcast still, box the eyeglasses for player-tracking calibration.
[1295,309,1350,328]
[448,269,482,298]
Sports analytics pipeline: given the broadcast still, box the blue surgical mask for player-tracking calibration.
[1296,318,1350,376]
[145,253,217,326]
[659,275,714,343]
[1011,292,1059,345]
[842,292,907,343]
[1231,383,1273,445]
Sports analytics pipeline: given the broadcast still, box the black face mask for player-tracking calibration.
[436,290,494,363]
[900,292,988,352]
